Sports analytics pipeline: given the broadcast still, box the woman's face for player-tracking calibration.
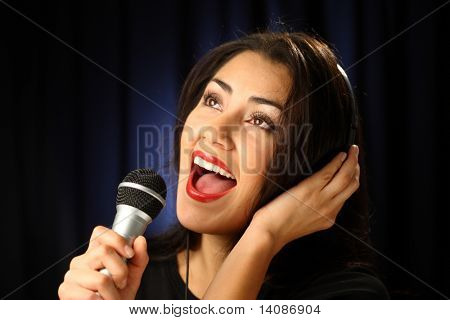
[176,51,292,235]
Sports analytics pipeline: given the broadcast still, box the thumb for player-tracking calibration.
[123,236,149,296]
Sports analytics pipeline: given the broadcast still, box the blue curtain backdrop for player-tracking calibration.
[1,0,448,299]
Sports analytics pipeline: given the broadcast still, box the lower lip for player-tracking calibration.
[186,165,235,203]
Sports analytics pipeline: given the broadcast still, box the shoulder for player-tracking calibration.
[287,267,389,299]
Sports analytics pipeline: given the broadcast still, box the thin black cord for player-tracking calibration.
[184,231,190,299]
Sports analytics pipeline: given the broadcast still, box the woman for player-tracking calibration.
[58,32,389,300]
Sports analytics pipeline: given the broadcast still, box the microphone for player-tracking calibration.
[99,168,167,277]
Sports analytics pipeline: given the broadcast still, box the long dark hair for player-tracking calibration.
[148,31,377,289]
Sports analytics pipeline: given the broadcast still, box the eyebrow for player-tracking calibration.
[211,78,283,110]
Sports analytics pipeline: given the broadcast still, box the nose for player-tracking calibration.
[199,117,235,152]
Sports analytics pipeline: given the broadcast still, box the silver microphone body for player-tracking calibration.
[99,204,152,277]
[98,180,166,277]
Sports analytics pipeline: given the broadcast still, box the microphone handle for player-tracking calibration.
[98,205,152,279]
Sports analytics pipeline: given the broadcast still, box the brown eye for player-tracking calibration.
[202,92,222,110]
[248,111,275,131]
[254,118,263,126]
[205,96,218,107]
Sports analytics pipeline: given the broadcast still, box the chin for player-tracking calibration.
[176,194,250,235]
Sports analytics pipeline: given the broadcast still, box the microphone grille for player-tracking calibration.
[116,169,167,219]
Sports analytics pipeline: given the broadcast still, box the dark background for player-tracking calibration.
[1,0,449,299]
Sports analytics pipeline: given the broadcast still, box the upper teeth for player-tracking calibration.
[193,156,236,180]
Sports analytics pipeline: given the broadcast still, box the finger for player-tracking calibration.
[72,244,129,289]
[309,150,348,190]
[332,173,360,205]
[91,245,129,289]
[125,236,149,294]
[64,269,121,300]
[58,282,102,300]
[88,225,108,251]
[322,145,359,196]
[88,226,135,259]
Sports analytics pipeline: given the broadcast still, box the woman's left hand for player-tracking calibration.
[249,144,360,255]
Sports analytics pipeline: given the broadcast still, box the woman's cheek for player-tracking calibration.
[182,116,210,145]
[179,129,199,177]
[242,129,274,175]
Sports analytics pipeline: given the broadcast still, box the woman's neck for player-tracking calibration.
[176,232,233,297]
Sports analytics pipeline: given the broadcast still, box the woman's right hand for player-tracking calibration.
[58,226,149,300]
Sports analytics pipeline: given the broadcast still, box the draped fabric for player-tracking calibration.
[1,0,448,299]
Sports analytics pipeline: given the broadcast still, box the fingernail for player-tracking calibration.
[340,152,347,162]
[124,245,134,258]
[353,145,359,157]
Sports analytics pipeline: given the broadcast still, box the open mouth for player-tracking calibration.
[186,150,237,202]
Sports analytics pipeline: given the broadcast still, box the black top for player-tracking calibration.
[135,255,389,299]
